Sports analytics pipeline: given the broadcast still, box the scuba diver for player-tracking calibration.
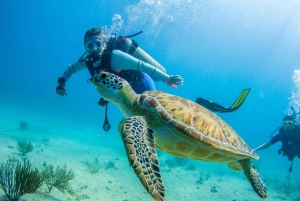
[56,28,184,132]
[56,27,249,132]
[196,88,251,113]
[252,107,300,172]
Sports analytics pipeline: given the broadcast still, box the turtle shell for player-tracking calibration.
[139,90,258,162]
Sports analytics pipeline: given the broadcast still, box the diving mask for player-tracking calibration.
[282,120,294,128]
[85,39,104,53]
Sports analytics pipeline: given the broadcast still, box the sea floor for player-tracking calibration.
[0,105,300,201]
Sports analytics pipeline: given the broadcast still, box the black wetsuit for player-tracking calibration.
[270,126,300,161]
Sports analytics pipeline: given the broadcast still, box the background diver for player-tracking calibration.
[252,109,300,172]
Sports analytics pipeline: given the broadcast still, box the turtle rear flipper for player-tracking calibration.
[227,161,243,171]
[119,116,165,201]
[239,159,267,198]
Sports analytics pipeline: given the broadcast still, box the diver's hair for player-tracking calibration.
[84,28,102,44]
[283,114,294,121]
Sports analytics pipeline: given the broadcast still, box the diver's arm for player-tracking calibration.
[123,38,166,73]
[58,61,87,83]
[110,50,183,87]
[56,61,87,96]
[252,142,272,152]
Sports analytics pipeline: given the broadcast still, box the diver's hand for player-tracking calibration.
[166,75,184,88]
[98,97,109,107]
[56,85,67,97]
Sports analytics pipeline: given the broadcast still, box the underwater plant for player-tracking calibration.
[184,162,196,171]
[105,160,117,170]
[162,158,176,172]
[19,121,29,130]
[82,156,101,174]
[262,169,270,185]
[283,173,292,196]
[0,159,43,201]
[196,169,211,184]
[174,157,189,167]
[17,140,33,156]
[42,162,75,193]
[210,185,219,193]
[162,157,190,172]
[215,169,224,177]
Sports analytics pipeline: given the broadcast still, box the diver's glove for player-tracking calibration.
[165,75,184,88]
[56,77,67,97]
[98,97,109,107]
[56,85,67,97]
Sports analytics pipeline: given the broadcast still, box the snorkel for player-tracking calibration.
[290,106,300,125]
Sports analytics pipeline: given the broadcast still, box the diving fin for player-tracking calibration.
[225,88,250,112]
[196,88,251,113]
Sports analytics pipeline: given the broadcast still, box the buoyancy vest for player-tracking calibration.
[84,36,142,87]
[276,127,300,161]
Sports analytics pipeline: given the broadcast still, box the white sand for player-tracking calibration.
[1,105,300,201]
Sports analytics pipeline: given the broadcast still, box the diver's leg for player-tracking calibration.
[195,98,225,112]
[196,88,250,113]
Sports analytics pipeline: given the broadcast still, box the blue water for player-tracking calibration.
[1,0,300,200]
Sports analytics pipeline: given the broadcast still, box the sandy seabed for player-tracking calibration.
[0,105,300,201]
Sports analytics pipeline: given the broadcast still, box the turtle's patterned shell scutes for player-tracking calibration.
[140,90,257,160]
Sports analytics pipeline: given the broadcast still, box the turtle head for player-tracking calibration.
[92,71,135,104]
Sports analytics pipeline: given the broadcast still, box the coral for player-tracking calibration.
[162,157,189,172]
[19,121,29,130]
[215,170,224,177]
[42,162,75,193]
[262,169,270,185]
[173,157,189,167]
[210,185,219,193]
[162,158,176,172]
[82,157,117,173]
[196,169,211,184]
[75,193,90,201]
[105,160,117,170]
[184,162,196,171]
[0,159,43,201]
[17,140,33,156]
[82,156,101,174]
[283,173,292,196]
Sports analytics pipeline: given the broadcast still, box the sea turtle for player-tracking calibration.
[92,71,267,201]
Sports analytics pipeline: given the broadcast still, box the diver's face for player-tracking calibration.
[283,120,294,132]
[84,35,105,55]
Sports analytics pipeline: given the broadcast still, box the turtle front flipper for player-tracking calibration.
[119,116,165,201]
[239,159,267,198]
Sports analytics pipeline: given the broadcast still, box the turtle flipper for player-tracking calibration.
[119,116,165,201]
[239,159,267,198]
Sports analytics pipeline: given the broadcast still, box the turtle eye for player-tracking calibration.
[101,73,107,79]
